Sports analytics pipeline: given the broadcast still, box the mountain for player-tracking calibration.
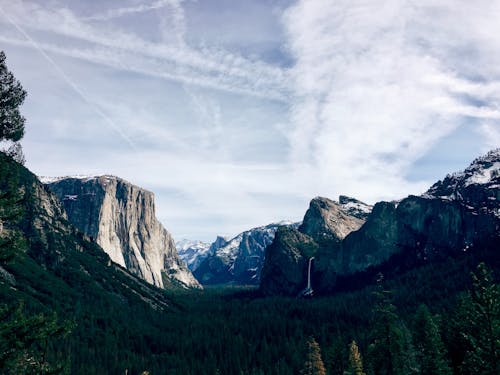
[0,152,171,310]
[43,175,200,289]
[193,222,299,285]
[176,239,212,271]
[260,149,500,296]
[260,196,371,296]
[299,196,371,241]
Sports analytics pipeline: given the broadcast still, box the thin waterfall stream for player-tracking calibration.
[300,257,314,297]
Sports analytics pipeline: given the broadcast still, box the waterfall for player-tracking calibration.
[307,257,314,290]
[300,257,314,297]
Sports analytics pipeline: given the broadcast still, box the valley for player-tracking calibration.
[1,3,499,372]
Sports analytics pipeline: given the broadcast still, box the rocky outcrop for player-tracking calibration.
[177,236,231,273]
[299,196,370,241]
[176,239,212,271]
[193,222,298,285]
[260,196,370,295]
[44,176,200,289]
[260,227,318,296]
[0,153,171,311]
[260,149,500,296]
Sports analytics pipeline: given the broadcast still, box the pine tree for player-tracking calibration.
[302,337,327,375]
[0,303,73,373]
[367,274,417,375]
[413,305,451,375]
[458,263,499,375]
[345,340,365,375]
[0,50,27,164]
[0,51,26,143]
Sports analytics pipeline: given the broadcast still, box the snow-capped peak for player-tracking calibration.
[176,239,212,272]
[425,148,500,200]
[421,149,500,218]
[338,195,373,219]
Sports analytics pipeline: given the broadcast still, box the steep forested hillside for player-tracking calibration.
[0,153,175,373]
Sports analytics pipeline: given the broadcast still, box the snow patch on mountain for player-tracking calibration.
[338,195,373,219]
[176,239,212,272]
[193,221,300,285]
[424,148,500,200]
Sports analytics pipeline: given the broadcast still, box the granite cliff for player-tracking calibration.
[44,176,200,289]
[0,153,171,311]
[260,149,500,296]
[260,196,371,296]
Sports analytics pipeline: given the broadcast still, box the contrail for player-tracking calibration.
[83,0,175,21]
[0,5,137,151]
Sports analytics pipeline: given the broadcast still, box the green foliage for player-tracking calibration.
[0,188,26,263]
[301,337,326,375]
[0,302,73,374]
[0,51,26,143]
[1,144,499,374]
[345,340,366,375]
[457,263,499,375]
[367,275,417,375]
[413,305,451,375]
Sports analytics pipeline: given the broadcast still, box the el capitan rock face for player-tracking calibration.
[260,149,500,296]
[44,176,200,289]
[0,153,171,311]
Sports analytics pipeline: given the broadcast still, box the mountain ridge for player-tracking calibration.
[260,149,500,296]
[44,175,200,289]
[190,221,299,285]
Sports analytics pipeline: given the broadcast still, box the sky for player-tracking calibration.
[0,0,499,241]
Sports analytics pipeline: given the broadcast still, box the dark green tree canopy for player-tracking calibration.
[0,50,26,142]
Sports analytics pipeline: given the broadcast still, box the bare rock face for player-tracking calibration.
[1,152,171,312]
[299,197,369,241]
[260,196,370,296]
[193,223,295,286]
[260,149,500,296]
[44,176,200,289]
[260,227,318,296]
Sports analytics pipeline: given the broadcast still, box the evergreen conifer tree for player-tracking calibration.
[367,274,417,375]
[0,50,26,163]
[0,51,26,143]
[0,303,73,373]
[413,305,451,375]
[345,340,366,375]
[302,337,327,375]
[458,263,499,375]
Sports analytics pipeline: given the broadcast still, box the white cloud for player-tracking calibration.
[479,123,500,152]
[0,0,289,101]
[2,0,499,240]
[282,0,500,203]
[83,0,179,22]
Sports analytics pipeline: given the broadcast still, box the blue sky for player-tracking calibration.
[0,0,499,241]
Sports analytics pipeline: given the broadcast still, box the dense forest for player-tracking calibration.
[1,227,499,374]
[0,48,499,374]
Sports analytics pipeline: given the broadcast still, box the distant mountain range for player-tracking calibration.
[178,222,300,285]
[260,148,500,296]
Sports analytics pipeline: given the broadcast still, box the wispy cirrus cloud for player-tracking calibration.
[83,0,179,22]
[283,0,500,202]
[0,1,289,101]
[1,0,498,241]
